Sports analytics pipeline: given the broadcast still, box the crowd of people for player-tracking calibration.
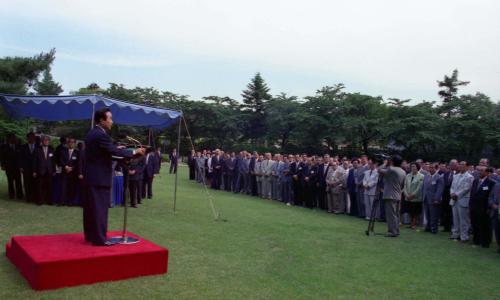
[0,132,164,208]
[187,149,500,250]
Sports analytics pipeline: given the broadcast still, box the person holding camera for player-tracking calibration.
[378,155,407,237]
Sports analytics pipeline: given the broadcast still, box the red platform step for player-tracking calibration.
[5,231,168,290]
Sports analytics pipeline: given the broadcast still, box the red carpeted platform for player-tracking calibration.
[5,231,168,290]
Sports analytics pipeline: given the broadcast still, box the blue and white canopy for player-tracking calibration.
[0,94,181,129]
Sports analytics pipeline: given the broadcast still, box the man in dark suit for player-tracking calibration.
[169,149,178,174]
[154,146,162,174]
[347,159,358,216]
[83,108,145,246]
[59,137,79,206]
[440,160,457,232]
[249,152,258,196]
[19,132,37,202]
[187,149,196,180]
[470,166,496,248]
[1,133,23,199]
[422,163,444,234]
[317,155,330,210]
[211,149,223,190]
[142,148,157,199]
[33,135,55,205]
[130,156,146,207]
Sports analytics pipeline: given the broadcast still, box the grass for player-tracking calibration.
[1,165,500,299]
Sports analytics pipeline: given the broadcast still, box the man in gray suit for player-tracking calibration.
[271,154,282,201]
[450,161,474,242]
[261,153,274,199]
[354,157,368,218]
[378,155,407,237]
[255,155,264,197]
[422,163,444,234]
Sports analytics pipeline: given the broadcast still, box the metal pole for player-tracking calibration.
[173,115,181,212]
[90,102,96,129]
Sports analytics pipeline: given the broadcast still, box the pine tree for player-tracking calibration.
[34,66,63,95]
[241,73,271,145]
[0,48,56,94]
[437,69,470,103]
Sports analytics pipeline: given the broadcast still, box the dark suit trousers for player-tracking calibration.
[424,202,441,233]
[471,208,491,247]
[142,176,153,199]
[349,191,358,216]
[84,185,110,244]
[23,172,35,202]
[130,180,142,206]
[37,174,52,205]
[169,162,177,174]
[6,169,23,199]
[61,173,78,205]
[189,165,195,180]
[440,195,452,231]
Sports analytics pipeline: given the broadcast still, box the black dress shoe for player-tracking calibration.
[385,233,398,238]
[92,241,116,246]
[131,205,138,208]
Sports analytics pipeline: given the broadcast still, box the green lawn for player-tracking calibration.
[1,165,499,299]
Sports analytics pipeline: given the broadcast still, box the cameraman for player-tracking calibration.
[378,155,407,237]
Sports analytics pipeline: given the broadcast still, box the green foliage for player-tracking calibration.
[0,49,56,94]
[241,73,272,145]
[33,67,63,95]
[437,69,470,103]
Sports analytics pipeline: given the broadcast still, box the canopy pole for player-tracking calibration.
[90,102,96,128]
[173,115,181,212]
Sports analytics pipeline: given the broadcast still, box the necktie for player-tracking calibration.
[44,147,48,159]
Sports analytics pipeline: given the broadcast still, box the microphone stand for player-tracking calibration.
[109,136,145,245]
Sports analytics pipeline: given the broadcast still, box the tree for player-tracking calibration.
[265,93,303,150]
[33,67,63,95]
[340,93,388,154]
[437,69,470,103]
[241,73,272,145]
[0,48,56,94]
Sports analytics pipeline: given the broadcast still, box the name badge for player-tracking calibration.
[431,181,436,185]
[483,186,489,191]
[49,153,53,157]
[72,157,77,160]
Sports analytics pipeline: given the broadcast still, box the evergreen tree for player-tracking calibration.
[34,67,63,95]
[241,72,271,145]
[437,69,470,103]
[0,49,56,94]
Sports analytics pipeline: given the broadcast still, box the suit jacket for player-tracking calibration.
[470,177,496,212]
[59,148,80,177]
[211,155,223,174]
[33,145,56,176]
[347,168,356,193]
[318,164,330,188]
[326,168,344,194]
[305,164,319,187]
[84,126,134,187]
[422,172,444,204]
[1,143,21,172]
[144,153,158,178]
[155,151,162,173]
[278,162,291,182]
[254,160,263,181]
[450,172,474,207]
[129,156,146,181]
[261,159,274,177]
[19,143,37,173]
[403,172,425,202]
[225,157,236,175]
[363,169,379,196]
[169,153,178,163]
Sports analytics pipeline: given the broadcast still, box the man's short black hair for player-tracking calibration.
[26,132,35,138]
[391,155,403,167]
[94,108,111,124]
